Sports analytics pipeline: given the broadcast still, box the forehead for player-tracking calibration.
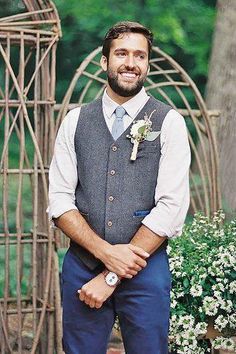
[110,32,148,53]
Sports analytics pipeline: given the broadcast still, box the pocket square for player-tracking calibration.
[134,210,150,217]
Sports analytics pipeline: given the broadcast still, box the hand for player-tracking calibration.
[100,244,149,278]
[78,273,115,309]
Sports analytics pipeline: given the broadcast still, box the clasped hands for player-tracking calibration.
[78,243,149,309]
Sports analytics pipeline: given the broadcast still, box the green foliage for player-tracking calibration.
[0,243,31,297]
[168,211,236,352]
[54,0,217,101]
[0,174,33,233]
[0,0,217,104]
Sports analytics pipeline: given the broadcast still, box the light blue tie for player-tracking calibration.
[112,106,126,140]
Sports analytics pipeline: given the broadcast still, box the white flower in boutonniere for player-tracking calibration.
[126,109,161,161]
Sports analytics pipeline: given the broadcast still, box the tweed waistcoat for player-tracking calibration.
[70,96,172,269]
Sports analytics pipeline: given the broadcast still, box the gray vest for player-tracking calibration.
[70,96,172,269]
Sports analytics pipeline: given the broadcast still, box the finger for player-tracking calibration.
[116,269,134,278]
[84,296,91,305]
[129,245,149,258]
[78,290,85,302]
[89,298,96,308]
[95,301,103,309]
[122,273,133,279]
[127,269,138,276]
[129,264,142,272]
[134,257,147,268]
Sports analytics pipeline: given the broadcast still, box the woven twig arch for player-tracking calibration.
[0,1,62,353]
[57,46,221,216]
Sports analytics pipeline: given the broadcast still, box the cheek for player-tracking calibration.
[139,66,148,76]
[140,64,149,75]
[108,62,125,74]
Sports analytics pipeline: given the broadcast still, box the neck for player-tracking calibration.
[106,85,134,104]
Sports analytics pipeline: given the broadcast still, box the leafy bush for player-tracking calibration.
[168,211,236,353]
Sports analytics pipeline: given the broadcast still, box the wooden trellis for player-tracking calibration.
[0,1,62,353]
[0,1,221,354]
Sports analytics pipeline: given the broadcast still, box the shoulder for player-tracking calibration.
[149,96,172,113]
[161,109,189,145]
[163,109,187,131]
[80,98,102,114]
[57,106,81,140]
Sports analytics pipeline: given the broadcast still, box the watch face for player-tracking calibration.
[105,272,119,286]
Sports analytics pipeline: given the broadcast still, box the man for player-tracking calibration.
[48,21,190,354]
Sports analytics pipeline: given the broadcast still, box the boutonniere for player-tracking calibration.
[126,110,161,161]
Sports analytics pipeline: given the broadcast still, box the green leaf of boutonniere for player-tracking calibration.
[138,126,146,135]
[146,131,161,142]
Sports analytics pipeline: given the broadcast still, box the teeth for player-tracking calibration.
[121,73,136,78]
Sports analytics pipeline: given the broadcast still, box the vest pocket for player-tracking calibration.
[133,210,151,217]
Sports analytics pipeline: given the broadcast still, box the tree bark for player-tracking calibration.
[206,0,236,213]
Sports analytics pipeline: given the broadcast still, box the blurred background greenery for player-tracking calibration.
[0,0,217,101]
[54,0,217,101]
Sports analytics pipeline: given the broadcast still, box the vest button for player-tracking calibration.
[108,196,114,202]
[112,146,117,152]
[110,170,116,175]
[107,220,113,227]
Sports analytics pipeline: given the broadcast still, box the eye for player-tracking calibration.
[116,51,126,57]
[136,53,146,60]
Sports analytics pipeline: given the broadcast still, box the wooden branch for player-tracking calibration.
[0,8,54,23]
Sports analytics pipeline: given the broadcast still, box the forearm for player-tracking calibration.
[54,210,149,277]
[130,224,167,254]
[54,209,110,260]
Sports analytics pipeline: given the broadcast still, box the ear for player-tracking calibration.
[100,55,108,72]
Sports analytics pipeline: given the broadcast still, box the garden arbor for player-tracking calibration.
[0,1,221,353]
[0,1,62,353]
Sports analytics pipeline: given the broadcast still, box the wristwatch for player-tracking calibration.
[103,270,121,287]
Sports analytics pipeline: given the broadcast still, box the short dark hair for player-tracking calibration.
[102,21,153,60]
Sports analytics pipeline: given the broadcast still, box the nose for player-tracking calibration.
[125,54,135,69]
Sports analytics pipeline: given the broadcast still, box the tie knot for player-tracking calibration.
[115,106,126,120]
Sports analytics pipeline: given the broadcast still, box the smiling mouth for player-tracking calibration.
[119,72,138,79]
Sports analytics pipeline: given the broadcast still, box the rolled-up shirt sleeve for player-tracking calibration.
[47,108,80,222]
[142,109,191,238]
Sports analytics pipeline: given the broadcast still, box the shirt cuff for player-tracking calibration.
[46,204,78,228]
[141,211,183,238]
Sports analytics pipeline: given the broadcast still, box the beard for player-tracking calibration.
[107,66,147,97]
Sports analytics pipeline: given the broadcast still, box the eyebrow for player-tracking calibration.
[114,48,147,55]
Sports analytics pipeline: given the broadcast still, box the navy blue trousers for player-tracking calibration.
[61,246,171,354]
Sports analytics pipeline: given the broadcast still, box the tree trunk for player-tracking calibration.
[206,0,236,214]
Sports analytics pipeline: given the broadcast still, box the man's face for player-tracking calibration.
[101,33,149,98]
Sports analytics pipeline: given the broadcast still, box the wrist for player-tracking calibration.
[93,238,112,262]
[103,269,121,287]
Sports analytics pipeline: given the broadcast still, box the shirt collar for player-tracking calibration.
[102,87,149,119]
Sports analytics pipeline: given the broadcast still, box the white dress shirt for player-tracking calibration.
[48,87,191,238]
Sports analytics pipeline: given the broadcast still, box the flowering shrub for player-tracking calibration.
[168,211,236,354]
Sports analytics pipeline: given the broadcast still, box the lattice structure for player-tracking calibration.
[0,1,62,353]
[57,46,221,216]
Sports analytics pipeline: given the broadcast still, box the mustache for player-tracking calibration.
[118,65,140,75]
